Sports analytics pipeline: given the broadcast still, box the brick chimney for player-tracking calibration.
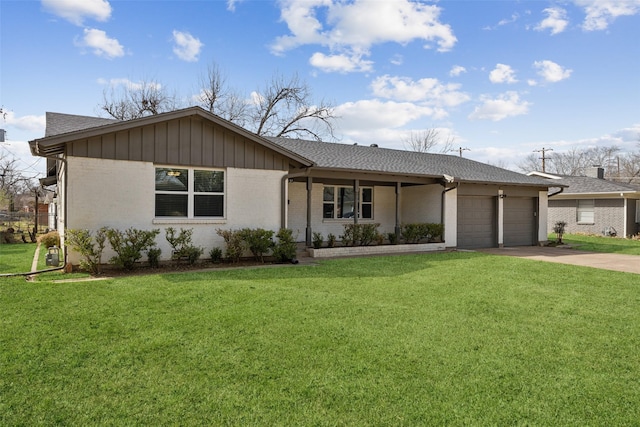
[586,166,605,179]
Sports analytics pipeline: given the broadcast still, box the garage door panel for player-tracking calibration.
[504,197,536,246]
[458,196,496,249]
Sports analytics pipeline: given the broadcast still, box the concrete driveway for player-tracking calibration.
[477,246,640,275]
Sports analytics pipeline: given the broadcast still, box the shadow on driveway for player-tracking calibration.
[477,246,640,275]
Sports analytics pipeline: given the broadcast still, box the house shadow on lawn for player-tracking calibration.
[156,250,486,283]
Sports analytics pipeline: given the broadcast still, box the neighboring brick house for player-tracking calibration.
[529,168,640,237]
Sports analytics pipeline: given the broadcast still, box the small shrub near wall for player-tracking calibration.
[340,223,381,246]
[38,231,60,248]
[401,223,444,244]
[216,229,244,263]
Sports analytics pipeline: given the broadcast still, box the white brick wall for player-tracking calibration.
[64,157,286,264]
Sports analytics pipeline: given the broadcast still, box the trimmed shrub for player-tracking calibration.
[66,227,108,275]
[340,223,380,246]
[312,231,324,249]
[105,227,160,270]
[272,228,297,262]
[147,248,162,268]
[165,227,203,264]
[238,228,274,263]
[216,229,244,263]
[38,231,60,248]
[401,223,443,243]
[327,233,336,248]
[209,247,223,263]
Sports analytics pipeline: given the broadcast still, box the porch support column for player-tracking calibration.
[354,179,360,224]
[306,176,313,246]
[395,182,401,236]
[498,189,504,248]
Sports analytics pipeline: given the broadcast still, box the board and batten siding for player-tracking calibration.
[65,116,290,171]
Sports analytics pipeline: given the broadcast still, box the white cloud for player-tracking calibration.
[371,75,470,109]
[535,7,569,35]
[76,28,124,59]
[271,0,456,72]
[42,0,112,26]
[573,0,640,31]
[226,0,243,12]
[469,91,531,121]
[309,52,373,73]
[2,111,46,133]
[97,77,162,92]
[533,60,572,83]
[172,30,203,62]
[335,99,434,131]
[449,65,466,77]
[489,64,518,84]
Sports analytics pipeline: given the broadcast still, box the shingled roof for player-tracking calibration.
[546,175,640,195]
[44,112,119,137]
[267,137,554,187]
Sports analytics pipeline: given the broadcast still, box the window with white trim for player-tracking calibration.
[155,167,224,218]
[323,186,373,219]
[577,199,594,223]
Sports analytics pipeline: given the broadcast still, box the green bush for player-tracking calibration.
[105,228,160,270]
[340,223,380,246]
[209,247,223,263]
[147,248,162,268]
[272,228,297,262]
[238,228,275,263]
[401,223,443,243]
[38,230,60,248]
[66,227,108,275]
[165,227,203,264]
[216,229,244,263]
[327,233,336,248]
[312,231,324,249]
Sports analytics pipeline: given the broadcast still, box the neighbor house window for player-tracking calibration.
[155,167,224,217]
[577,199,594,223]
[323,186,373,219]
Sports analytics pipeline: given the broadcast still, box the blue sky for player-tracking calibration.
[1,0,639,180]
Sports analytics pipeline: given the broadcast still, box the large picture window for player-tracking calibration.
[577,199,594,223]
[323,186,373,219]
[155,167,224,218]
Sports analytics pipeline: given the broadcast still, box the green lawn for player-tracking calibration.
[0,242,38,274]
[553,233,640,255]
[2,252,640,425]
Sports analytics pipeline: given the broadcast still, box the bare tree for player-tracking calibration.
[196,62,248,127]
[100,79,179,120]
[1,157,32,211]
[403,128,454,153]
[250,73,336,141]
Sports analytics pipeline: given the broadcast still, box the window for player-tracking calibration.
[155,167,224,218]
[577,199,594,223]
[323,186,373,219]
[636,200,640,223]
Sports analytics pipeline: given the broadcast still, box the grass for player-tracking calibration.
[0,242,38,273]
[2,252,640,425]
[552,233,640,255]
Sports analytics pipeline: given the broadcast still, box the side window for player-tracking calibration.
[155,167,224,218]
[577,199,594,223]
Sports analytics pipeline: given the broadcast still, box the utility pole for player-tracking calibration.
[534,147,553,172]
[451,147,470,157]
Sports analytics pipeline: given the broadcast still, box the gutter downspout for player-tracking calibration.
[33,144,69,270]
[440,182,459,224]
[548,187,564,197]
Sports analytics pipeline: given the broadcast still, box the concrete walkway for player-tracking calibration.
[478,246,640,275]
